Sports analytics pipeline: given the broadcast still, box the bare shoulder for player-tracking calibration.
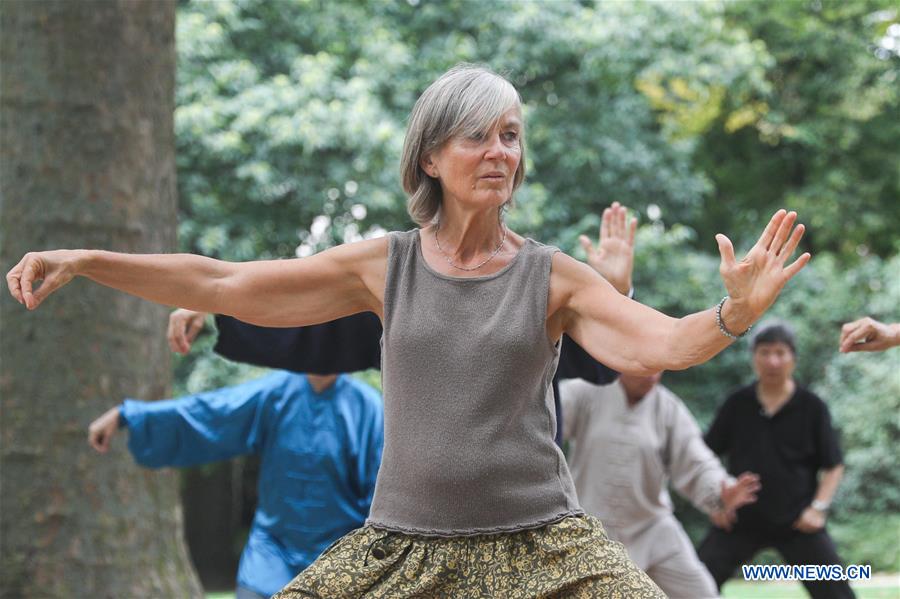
[548,251,599,312]
[327,235,389,262]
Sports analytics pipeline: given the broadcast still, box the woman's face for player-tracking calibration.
[423,107,522,212]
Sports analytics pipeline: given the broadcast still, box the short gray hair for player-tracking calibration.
[400,64,525,226]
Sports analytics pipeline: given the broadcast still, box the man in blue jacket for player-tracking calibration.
[88,370,383,599]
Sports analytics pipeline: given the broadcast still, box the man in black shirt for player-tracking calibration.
[698,322,854,599]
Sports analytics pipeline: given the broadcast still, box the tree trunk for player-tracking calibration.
[0,1,202,596]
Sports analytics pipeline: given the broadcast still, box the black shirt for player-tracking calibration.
[705,383,843,532]
[213,314,619,446]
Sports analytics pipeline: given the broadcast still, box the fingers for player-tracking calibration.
[600,207,612,242]
[579,235,594,257]
[20,257,42,310]
[769,210,797,253]
[782,252,811,280]
[839,321,873,352]
[29,272,64,309]
[166,315,181,353]
[186,315,204,344]
[88,425,110,453]
[627,215,637,247]
[716,234,737,270]
[610,201,624,239]
[756,209,787,251]
[88,429,106,453]
[776,223,804,262]
[6,261,25,305]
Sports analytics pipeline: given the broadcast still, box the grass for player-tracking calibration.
[206,576,900,599]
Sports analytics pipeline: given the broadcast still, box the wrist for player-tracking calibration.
[73,249,99,278]
[720,297,756,336]
[810,499,830,513]
[716,296,755,340]
[888,323,900,347]
[614,279,632,297]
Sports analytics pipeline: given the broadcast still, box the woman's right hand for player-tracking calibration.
[167,309,207,354]
[6,249,85,310]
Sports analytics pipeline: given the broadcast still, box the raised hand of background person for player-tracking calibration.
[720,472,761,513]
[88,406,122,453]
[792,505,826,533]
[839,317,900,353]
[715,210,811,329]
[578,201,636,295]
[168,309,207,354]
[709,509,737,532]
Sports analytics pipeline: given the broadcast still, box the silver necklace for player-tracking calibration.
[433,222,508,272]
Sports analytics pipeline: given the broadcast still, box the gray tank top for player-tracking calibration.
[366,229,583,536]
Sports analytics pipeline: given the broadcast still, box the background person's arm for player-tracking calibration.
[793,465,845,533]
[88,372,292,468]
[839,317,900,353]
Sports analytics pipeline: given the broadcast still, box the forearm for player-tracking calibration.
[661,298,755,371]
[814,465,844,505]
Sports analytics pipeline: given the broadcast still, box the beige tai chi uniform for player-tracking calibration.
[561,378,728,599]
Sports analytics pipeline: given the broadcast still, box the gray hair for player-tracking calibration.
[400,64,525,226]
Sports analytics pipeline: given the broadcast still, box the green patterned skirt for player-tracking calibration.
[273,515,665,598]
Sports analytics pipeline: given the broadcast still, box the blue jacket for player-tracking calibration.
[121,371,383,597]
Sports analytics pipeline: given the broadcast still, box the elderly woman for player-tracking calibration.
[8,64,809,597]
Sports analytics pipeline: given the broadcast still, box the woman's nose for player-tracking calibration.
[483,134,507,160]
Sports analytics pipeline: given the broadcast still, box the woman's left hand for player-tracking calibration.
[715,210,811,327]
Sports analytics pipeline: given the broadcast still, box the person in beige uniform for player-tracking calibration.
[561,372,760,598]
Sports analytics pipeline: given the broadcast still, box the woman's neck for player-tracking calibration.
[430,204,506,266]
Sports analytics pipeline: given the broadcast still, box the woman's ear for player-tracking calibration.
[420,154,438,179]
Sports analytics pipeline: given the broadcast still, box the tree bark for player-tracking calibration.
[1,1,202,596]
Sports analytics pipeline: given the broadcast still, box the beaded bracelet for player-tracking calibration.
[716,295,751,340]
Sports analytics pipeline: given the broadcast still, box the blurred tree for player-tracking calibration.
[687,1,900,257]
[0,1,201,596]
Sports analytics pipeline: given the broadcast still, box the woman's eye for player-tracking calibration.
[502,131,519,142]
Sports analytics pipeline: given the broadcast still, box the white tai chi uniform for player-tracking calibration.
[561,379,728,599]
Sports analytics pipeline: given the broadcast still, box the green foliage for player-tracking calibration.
[689,1,900,257]
[830,513,900,572]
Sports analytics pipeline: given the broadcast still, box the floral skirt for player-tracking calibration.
[273,515,665,598]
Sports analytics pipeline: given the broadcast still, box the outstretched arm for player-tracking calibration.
[7,237,388,326]
[552,210,810,374]
[86,371,293,468]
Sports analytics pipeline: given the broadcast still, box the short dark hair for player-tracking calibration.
[752,321,796,354]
